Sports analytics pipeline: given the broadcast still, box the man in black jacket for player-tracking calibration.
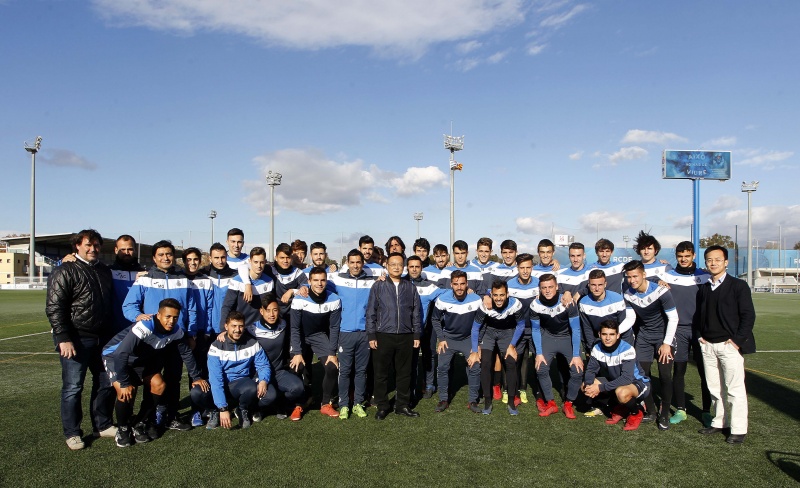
[696,245,756,445]
[366,253,422,420]
[46,229,116,450]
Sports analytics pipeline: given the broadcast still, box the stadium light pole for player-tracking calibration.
[209,210,217,246]
[414,212,423,239]
[444,134,464,250]
[266,170,282,261]
[623,235,630,249]
[741,181,759,290]
[24,136,42,284]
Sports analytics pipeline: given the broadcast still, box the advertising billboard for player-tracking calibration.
[662,150,731,180]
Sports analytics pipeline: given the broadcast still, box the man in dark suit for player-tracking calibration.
[696,245,755,445]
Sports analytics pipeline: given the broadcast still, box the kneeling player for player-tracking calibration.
[249,295,305,421]
[200,311,271,430]
[583,320,651,431]
[103,298,209,447]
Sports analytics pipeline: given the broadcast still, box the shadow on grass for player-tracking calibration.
[766,451,800,483]
[746,370,800,422]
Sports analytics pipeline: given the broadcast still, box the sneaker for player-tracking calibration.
[563,401,576,419]
[206,411,220,430]
[584,407,604,418]
[339,406,350,420]
[233,407,241,421]
[623,409,644,431]
[133,423,150,444]
[539,400,559,417]
[167,418,191,431]
[240,409,252,429]
[252,410,263,423]
[501,391,509,404]
[508,405,519,416]
[435,400,449,412]
[492,385,502,400]
[519,391,528,404]
[606,405,627,425]
[513,395,522,408]
[468,402,482,413]
[352,404,367,418]
[670,409,687,425]
[66,435,85,451]
[642,412,657,423]
[145,422,159,440]
[115,426,133,448]
[320,403,340,418]
[657,413,670,431]
[422,387,435,399]
[96,426,118,438]
[482,404,493,415]
[275,412,288,420]
[536,398,547,415]
[191,411,204,427]
[290,406,304,421]
[702,411,713,428]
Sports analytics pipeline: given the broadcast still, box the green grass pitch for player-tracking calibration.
[0,291,798,487]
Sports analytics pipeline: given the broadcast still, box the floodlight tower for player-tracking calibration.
[266,170,283,261]
[24,136,42,283]
[414,212,423,239]
[209,210,217,246]
[444,134,464,250]
[741,181,759,290]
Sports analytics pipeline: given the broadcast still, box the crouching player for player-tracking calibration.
[103,298,209,447]
[583,320,651,431]
[248,294,305,421]
[200,310,271,430]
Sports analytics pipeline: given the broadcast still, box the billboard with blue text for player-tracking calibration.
[662,150,731,180]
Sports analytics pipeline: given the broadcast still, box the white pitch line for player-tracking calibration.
[0,352,57,355]
[757,350,800,353]
[0,331,50,341]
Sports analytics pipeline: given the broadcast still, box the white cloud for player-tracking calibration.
[516,216,551,235]
[706,205,800,244]
[568,150,583,160]
[608,146,648,165]
[455,58,481,72]
[706,195,741,215]
[391,166,448,196]
[487,50,510,64]
[93,0,526,57]
[244,149,447,214]
[579,211,631,232]
[620,129,688,146]
[456,40,482,54]
[527,43,547,55]
[701,136,737,148]
[539,3,589,28]
[38,149,97,170]
[672,215,694,228]
[738,149,793,169]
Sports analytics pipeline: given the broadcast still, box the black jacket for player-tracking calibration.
[697,274,756,354]
[365,278,422,341]
[46,259,114,343]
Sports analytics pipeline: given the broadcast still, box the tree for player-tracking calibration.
[700,233,736,249]
[794,241,800,250]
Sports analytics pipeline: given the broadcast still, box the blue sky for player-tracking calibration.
[1,0,798,258]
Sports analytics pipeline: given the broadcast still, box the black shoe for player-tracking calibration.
[434,400,449,413]
[642,412,657,423]
[657,414,670,431]
[698,426,725,435]
[167,418,191,431]
[145,422,160,440]
[422,387,435,399]
[395,406,420,418]
[726,434,746,444]
[375,409,391,420]
[115,426,133,448]
[132,422,150,443]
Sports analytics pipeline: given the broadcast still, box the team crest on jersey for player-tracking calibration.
[645,297,652,304]
[607,307,614,313]
[323,305,329,312]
